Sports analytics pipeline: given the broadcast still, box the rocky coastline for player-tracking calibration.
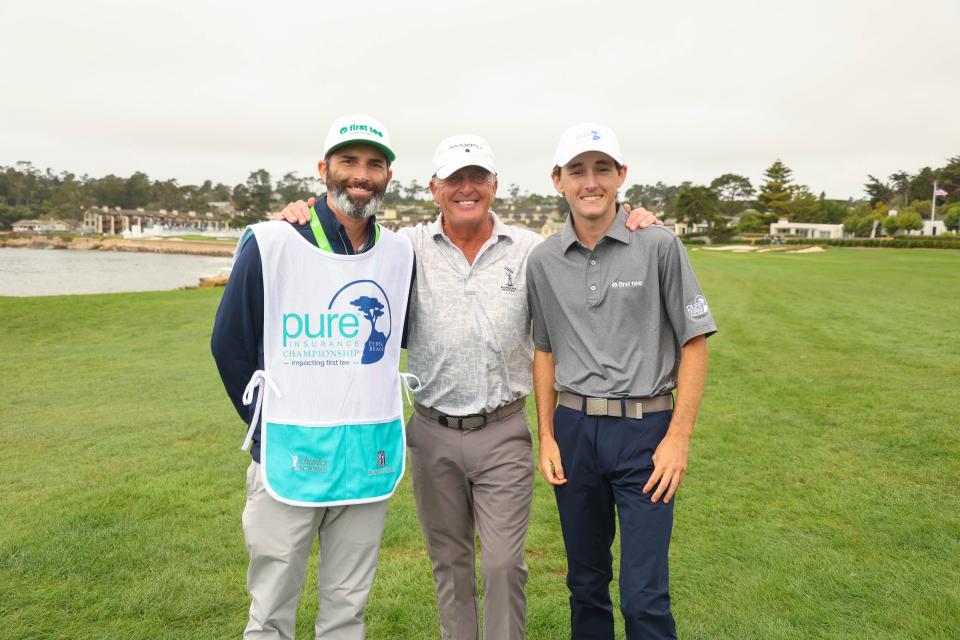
[0,234,235,257]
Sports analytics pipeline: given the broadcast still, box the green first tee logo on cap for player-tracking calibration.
[339,123,385,138]
[325,113,395,161]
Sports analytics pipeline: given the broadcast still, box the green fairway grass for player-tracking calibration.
[1,248,958,639]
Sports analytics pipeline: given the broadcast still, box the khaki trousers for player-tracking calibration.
[241,461,388,640]
[408,410,534,640]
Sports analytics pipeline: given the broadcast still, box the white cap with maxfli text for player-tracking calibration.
[432,134,497,179]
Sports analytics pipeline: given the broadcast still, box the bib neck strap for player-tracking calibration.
[309,205,380,254]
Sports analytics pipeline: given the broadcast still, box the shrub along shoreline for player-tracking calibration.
[682,235,960,249]
[0,232,235,256]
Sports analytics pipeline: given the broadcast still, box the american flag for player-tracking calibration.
[934,188,949,197]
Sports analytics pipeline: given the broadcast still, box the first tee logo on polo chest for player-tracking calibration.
[281,279,394,367]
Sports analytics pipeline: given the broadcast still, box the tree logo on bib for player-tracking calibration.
[281,279,393,367]
[350,295,387,364]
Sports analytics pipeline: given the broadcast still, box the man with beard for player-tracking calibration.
[211,113,415,640]
[279,134,661,640]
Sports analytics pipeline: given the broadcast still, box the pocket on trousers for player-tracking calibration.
[521,421,533,447]
[552,405,574,438]
[245,461,261,498]
[405,417,418,448]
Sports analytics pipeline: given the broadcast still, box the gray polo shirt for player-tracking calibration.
[526,205,717,398]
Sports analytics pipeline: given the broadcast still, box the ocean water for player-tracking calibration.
[0,248,233,296]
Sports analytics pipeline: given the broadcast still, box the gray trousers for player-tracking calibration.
[241,461,388,640]
[407,410,534,640]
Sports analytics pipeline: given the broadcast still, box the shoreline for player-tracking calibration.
[0,234,235,257]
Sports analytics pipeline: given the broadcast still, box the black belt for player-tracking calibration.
[413,397,526,431]
[557,392,673,419]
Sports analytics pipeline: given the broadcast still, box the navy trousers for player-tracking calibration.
[553,405,677,640]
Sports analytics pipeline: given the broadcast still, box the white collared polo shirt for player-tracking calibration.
[400,211,543,415]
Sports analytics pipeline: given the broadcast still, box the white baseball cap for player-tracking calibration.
[553,122,623,168]
[323,113,395,162]
[432,134,497,179]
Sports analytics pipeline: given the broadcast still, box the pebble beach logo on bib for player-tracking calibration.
[281,279,393,367]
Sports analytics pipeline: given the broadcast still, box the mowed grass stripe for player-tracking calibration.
[0,247,957,639]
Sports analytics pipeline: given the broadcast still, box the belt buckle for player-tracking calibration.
[438,414,487,430]
[467,414,488,430]
[585,397,607,416]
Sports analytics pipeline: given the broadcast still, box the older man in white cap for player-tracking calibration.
[279,133,661,640]
[212,113,414,640]
[403,135,542,640]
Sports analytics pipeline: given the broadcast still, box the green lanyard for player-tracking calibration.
[308,206,379,253]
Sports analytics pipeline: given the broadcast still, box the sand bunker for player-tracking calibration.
[701,244,827,254]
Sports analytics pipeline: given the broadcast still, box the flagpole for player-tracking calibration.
[931,181,937,221]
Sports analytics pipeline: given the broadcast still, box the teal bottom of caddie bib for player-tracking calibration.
[263,419,404,505]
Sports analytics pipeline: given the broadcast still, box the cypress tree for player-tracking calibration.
[757,159,794,217]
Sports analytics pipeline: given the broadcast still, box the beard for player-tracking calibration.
[325,172,387,219]
[330,189,383,219]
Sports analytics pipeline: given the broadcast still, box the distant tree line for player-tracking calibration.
[620,160,852,239]
[0,163,437,231]
[851,157,960,236]
[3,156,959,236]
[620,155,960,238]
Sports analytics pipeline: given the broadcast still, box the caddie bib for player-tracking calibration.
[236,221,414,507]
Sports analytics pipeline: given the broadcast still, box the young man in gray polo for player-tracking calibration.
[527,123,716,640]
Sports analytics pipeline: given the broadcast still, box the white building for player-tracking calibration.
[12,219,70,233]
[770,218,845,240]
[673,220,710,236]
[915,220,947,236]
[888,209,950,236]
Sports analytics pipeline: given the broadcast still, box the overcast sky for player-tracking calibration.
[2,0,956,200]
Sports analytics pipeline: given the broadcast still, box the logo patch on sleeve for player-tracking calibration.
[685,295,710,319]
